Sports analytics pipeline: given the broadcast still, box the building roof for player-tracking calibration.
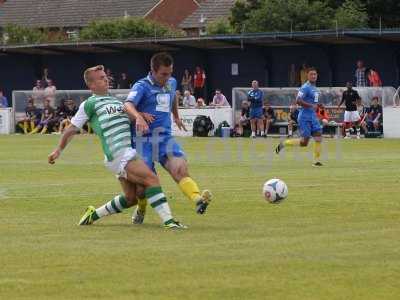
[0,0,160,28]
[179,0,235,29]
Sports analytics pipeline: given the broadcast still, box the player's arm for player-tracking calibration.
[173,92,187,131]
[124,83,149,133]
[48,102,88,164]
[296,89,314,109]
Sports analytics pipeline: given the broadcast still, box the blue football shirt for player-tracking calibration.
[297,82,319,120]
[247,89,264,110]
[126,74,177,136]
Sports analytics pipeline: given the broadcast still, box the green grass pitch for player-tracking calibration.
[0,135,399,300]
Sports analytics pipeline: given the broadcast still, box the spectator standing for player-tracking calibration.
[44,79,57,107]
[182,90,196,108]
[355,60,367,87]
[0,90,8,107]
[33,80,44,102]
[117,73,131,89]
[41,68,51,87]
[181,69,193,93]
[288,64,299,87]
[211,89,230,107]
[300,63,308,85]
[106,68,116,89]
[194,66,206,101]
[367,69,382,87]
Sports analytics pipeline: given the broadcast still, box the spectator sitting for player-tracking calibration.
[30,98,55,134]
[287,104,299,137]
[355,60,367,87]
[52,99,67,134]
[18,98,41,134]
[367,69,382,87]
[44,79,57,107]
[367,96,383,132]
[316,103,329,126]
[59,99,78,133]
[117,72,131,89]
[182,90,196,108]
[181,69,193,94]
[0,90,8,108]
[357,98,369,134]
[196,97,206,108]
[210,89,230,107]
[236,101,250,136]
[175,90,183,107]
[263,102,275,137]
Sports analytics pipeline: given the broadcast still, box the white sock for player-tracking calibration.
[251,131,255,136]
[146,188,173,224]
[288,129,293,136]
[356,128,361,136]
[95,195,126,218]
[345,129,350,137]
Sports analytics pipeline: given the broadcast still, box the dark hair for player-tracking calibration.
[307,67,317,73]
[151,52,173,72]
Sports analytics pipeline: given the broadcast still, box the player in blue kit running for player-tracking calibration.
[275,68,323,167]
[124,52,212,224]
[248,80,265,138]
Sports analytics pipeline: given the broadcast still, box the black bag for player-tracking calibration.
[193,115,214,137]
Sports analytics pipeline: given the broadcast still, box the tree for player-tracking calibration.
[206,18,234,35]
[362,0,400,28]
[334,0,368,29]
[229,0,263,33]
[243,0,334,32]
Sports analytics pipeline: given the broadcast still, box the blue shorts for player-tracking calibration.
[250,108,263,119]
[298,116,322,138]
[133,135,185,173]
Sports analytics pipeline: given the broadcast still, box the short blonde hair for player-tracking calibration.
[83,65,104,86]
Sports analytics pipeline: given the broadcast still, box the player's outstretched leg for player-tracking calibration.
[164,157,212,215]
[275,138,301,154]
[78,194,132,225]
[125,159,187,229]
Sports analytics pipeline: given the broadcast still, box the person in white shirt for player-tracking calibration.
[211,89,230,107]
[182,90,196,108]
[44,79,57,107]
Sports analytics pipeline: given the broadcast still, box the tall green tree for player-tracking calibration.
[243,0,334,32]
[362,0,400,28]
[334,0,368,29]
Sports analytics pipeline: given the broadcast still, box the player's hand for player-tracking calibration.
[141,112,155,124]
[48,148,61,165]
[136,115,149,134]
[174,117,187,131]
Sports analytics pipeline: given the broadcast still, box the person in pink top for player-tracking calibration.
[210,89,230,107]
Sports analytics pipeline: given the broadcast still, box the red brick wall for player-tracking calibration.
[146,0,200,28]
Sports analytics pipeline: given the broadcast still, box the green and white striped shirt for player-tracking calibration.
[71,94,132,161]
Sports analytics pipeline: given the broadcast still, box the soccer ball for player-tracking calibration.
[263,179,288,203]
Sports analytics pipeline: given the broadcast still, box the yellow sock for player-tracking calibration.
[137,198,147,213]
[22,121,28,134]
[314,141,321,162]
[178,177,201,202]
[30,121,36,132]
[41,126,48,134]
[284,139,300,147]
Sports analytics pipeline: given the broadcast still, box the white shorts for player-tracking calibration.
[344,111,361,123]
[104,148,137,179]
